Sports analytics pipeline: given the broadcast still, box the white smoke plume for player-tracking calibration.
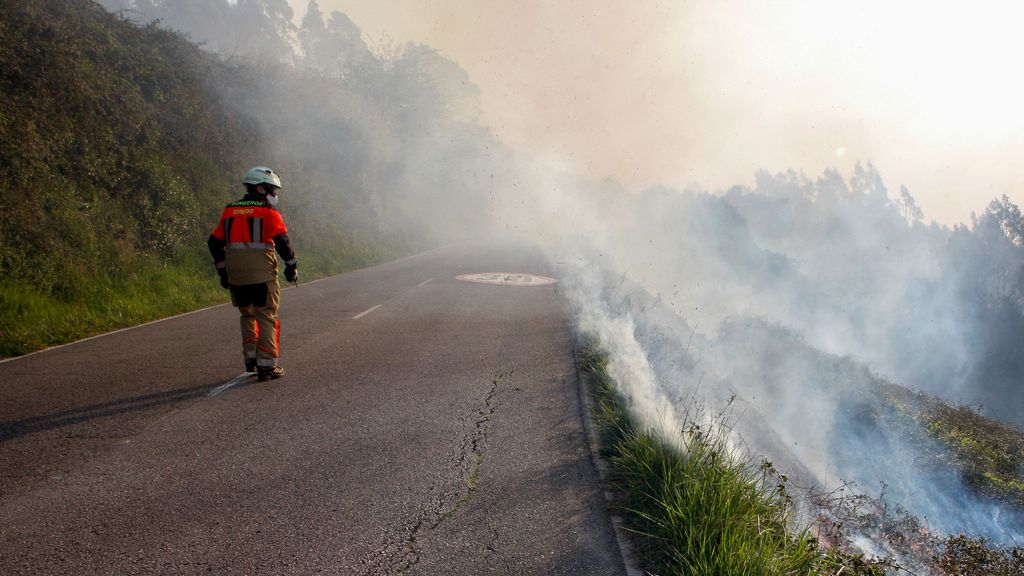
[506,166,1024,549]
[95,0,1024,553]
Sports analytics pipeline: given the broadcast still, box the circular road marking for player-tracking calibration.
[456,272,557,286]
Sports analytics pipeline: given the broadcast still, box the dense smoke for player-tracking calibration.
[98,0,508,251]
[96,0,1024,551]
[527,169,1024,547]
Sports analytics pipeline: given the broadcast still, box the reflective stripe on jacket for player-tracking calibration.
[209,196,295,285]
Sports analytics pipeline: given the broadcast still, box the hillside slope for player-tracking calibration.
[0,0,504,355]
[0,0,255,354]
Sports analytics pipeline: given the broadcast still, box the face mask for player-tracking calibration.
[267,193,279,207]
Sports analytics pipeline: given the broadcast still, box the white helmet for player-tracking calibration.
[242,166,282,189]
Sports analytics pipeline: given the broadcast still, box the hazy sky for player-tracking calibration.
[292,0,1024,225]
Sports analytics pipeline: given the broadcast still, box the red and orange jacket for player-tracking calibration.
[208,194,297,285]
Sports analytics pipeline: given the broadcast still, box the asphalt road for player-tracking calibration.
[0,243,626,575]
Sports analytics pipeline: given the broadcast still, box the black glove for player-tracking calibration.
[285,264,298,283]
[217,267,229,289]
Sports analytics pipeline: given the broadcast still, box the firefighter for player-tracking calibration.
[208,167,298,381]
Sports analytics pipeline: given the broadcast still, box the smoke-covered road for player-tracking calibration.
[0,244,626,575]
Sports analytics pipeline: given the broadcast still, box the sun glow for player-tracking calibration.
[664,0,1024,221]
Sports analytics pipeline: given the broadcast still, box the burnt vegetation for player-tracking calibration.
[570,169,1024,573]
[581,338,1024,575]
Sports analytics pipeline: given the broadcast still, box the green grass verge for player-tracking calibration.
[0,254,226,357]
[0,242,412,358]
[576,337,887,576]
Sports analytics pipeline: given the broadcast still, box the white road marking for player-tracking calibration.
[417,278,434,287]
[455,272,557,286]
[352,304,383,319]
[208,372,252,396]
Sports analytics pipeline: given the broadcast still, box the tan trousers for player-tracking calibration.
[231,279,281,368]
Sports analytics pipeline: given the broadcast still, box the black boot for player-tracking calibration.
[245,358,257,372]
[257,365,285,382]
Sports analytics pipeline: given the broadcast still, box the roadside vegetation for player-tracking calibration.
[577,338,889,575]
[0,0,503,356]
[577,337,1024,575]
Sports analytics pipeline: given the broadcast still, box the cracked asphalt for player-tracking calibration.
[0,243,626,575]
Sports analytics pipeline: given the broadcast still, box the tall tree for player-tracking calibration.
[299,2,373,79]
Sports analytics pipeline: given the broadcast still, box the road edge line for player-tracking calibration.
[0,301,232,365]
[208,372,253,396]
